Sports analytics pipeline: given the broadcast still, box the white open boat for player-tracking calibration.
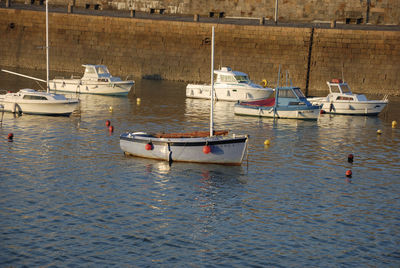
[234,86,320,120]
[49,64,134,96]
[0,2,79,116]
[186,67,274,101]
[120,27,249,165]
[308,79,388,115]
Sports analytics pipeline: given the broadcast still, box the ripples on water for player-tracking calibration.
[1,77,400,266]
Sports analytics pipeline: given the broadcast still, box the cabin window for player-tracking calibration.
[23,95,48,100]
[235,75,250,83]
[330,85,341,93]
[293,88,305,98]
[341,84,351,94]
[96,66,109,74]
[85,67,96,74]
[336,96,353,101]
[219,75,236,83]
[278,89,296,98]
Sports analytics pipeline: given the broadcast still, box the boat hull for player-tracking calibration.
[186,84,273,101]
[120,132,248,165]
[234,104,320,120]
[50,79,134,96]
[309,98,388,115]
[0,98,79,116]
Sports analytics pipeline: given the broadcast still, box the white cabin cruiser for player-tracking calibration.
[49,65,134,96]
[186,67,274,101]
[0,89,79,116]
[234,86,320,120]
[308,79,388,115]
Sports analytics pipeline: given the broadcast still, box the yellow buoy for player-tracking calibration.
[261,79,268,88]
[392,120,397,128]
[377,129,382,135]
[109,106,113,112]
[136,98,141,105]
[264,139,270,145]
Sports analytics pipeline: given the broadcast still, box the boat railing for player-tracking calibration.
[125,75,134,81]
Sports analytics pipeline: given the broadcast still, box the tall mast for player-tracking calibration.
[46,0,49,93]
[210,26,215,137]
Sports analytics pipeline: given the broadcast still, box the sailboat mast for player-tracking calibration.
[210,26,215,137]
[46,0,49,93]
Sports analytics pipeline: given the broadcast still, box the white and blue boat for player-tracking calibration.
[234,86,321,120]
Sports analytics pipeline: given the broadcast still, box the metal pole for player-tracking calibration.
[46,0,49,93]
[274,65,281,119]
[210,26,215,137]
[274,0,278,24]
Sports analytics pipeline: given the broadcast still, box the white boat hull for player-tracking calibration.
[0,98,78,116]
[186,84,273,101]
[234,104,320,120]
[50,79,134,96]
[120,132,248,165]
[309,98,387,115]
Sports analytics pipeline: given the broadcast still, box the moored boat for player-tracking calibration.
[49,65,134,96]
[186,67,274,101]
[120,27,249,165]
[234,86,320,120]
[308,79,388,115]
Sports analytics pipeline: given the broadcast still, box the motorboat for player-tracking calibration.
[120,27,249,165]
[186,67,274,101]
[0,89,79,116]
[0,2,79,116]
[49,64,134,96]
[308,79,388,115]
[234,86,320,120]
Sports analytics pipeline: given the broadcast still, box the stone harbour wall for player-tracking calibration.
[11,0,400,25]
[0,8,399,96]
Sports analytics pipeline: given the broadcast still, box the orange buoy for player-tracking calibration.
[106,120,111,127]
[347,154,354,163]
[145,143,153,150]
[320,110,325,114]
[7,133,13,141]
[203,145,211,154]
[108,125,114,133]
[346,170,352,177]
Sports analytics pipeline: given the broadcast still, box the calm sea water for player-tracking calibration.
[1,72,400,267]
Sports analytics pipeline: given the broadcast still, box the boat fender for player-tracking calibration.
[145,142,153,150]
[261,79,268,88]
[203,145,211,154]
[329,102,334,112]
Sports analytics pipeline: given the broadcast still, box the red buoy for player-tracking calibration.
[203,145,211,154]
[346,170,352,177]
[347,154,354,163]
[145,143,153,150]
[108,125,114,133]
[106,120,111,127]
[7,133,13,141]
[320,110,326,114]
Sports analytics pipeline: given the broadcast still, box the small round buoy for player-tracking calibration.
[345,170,352,177]
[320,110,326,114]
[109,106,113,112]
[145,143,153,150]
[392,120,397,128]
[108,125,114,133]
[264,139,270,145]
[377,129,382,135]
[136,98,141,105]
[106,120,111,127]
[347,153,354,163]
[203,145,211,154]
[7,133,14,142]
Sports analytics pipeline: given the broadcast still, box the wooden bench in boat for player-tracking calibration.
[154,130,228,139]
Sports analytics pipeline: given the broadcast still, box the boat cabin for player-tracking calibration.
[326,79,367,102]
[18,89,68,100]
[276,87,311,106]
[82,64,121,82]
[214,67,252,85]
